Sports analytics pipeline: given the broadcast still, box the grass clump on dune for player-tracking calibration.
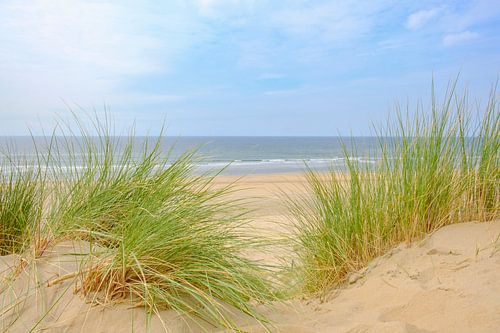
[41,116,276,330]
[289,81,499,293]
[0,154,42,256]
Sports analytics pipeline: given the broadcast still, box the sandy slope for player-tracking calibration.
[246,220,500,333]
[0,173,498,332]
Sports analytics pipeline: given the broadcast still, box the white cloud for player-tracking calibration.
[406,7,441,30]
[1,0,498,135]
[0,1,161,75]
[232,1,398,67]
[0,0,206,128]
[442,31,480,46]
[271,2,377,43]
[439,0,500,33]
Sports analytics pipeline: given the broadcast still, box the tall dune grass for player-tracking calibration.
[288,83,499,293]
[36,115,276,330]
[0,152,43,256]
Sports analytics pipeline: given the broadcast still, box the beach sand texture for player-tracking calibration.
[0,173,499,332]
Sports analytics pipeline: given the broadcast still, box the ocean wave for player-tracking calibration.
[1,156,383,177]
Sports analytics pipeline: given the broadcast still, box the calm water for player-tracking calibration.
[0,136,383,175]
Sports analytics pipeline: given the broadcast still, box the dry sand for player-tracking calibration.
[0,173,499,332]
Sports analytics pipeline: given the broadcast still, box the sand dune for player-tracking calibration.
[246,219,500,333]
[0,174,498,332]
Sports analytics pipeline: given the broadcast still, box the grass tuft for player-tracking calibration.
[38,114,277,330]
[0,151,42,256]
[288,81,499,294]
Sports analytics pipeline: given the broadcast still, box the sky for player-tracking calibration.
[0,0,499,136]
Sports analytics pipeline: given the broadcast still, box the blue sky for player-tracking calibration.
[0,0,499,136]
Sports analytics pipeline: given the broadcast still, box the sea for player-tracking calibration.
[0,136,383,176]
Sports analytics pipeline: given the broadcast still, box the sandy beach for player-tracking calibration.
[0,172,498,332]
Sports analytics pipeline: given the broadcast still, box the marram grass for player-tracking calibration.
[0,152,43,256]
[0,115,277,331]
[288,82,499,294]
[38,116,277,330]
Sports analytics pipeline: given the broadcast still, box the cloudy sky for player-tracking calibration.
[0,0,499,135]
